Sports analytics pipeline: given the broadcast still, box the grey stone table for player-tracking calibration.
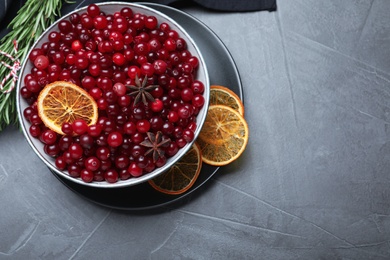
[1,0,390,259]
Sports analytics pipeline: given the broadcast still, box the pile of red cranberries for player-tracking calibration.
[20,4,206,183]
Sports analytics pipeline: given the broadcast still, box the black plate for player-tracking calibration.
[52,3,243,210]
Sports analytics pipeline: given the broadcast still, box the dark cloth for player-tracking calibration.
[1,0,276,39]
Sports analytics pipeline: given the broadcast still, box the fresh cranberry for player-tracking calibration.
[112,53,125,66]
[96,146,110,161]
[70,13,80,24]
[81,169,94,183]
[128,162,143,177]
[104,169,118,183]
[94,15,108,29]
[115,155,130,169]
[71,40,83,51]
[72,119,88,135]
[192,94,205,108]
[112,82,127,97]
[87,4,100,17]
[55,156,67,170]
[29,125,41,138]
[145,16,158,29]
[150,99,163,112]
[88,124,102,137]
[58,20,73,33]
[180,88,193,102]
[41,129,57,145]
[165,142,179,157]
[164,38,176,52]
[44,144,60,157]
[61,122,73,135]
[93,170,105,182]
[136,119,150,133]
[183,129,195,142]
[168,111,179,123]
[85,156,101,171]
[68,163,82,177]
[29,48,44,62]
[79,134,94,149]
[30,113,42,125]
[34,55,49,70]
[69,143,83,159]
[127,65,140,79]
[107,131,123,147]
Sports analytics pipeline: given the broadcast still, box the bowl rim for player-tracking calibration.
[16,2,210,188]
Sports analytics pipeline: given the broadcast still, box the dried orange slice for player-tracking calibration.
[210,85,244,116]
[37,81,98,135]
[149,143,202,195]
[197,105,249,166]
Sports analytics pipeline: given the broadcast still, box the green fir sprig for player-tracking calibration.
[0,0,74,132]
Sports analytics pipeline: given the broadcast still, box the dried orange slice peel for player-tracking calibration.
[149,143,202,195]
[37,81,98,135]
[197,105,249,166]
[210,85,244,116]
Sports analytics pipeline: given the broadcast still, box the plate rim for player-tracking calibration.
[52,2,244,211]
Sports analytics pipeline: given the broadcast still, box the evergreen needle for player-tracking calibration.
[0,0,74,132]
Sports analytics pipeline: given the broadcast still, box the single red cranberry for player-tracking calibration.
[104,169,118,183]
[72,119,88,135]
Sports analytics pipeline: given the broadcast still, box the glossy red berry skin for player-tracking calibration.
[41,129,57,145]
[168,111,179,123]
[87,4,100,17]
[88,124,102,137]
[107,131,123,147]
[192,94,205,108]
[96,146,110,161]
[183,129,195,142]
[72,119,88,135]
[136,119,151,133]
[115,156,130,169]
[127,65,140,79]
[85,156,101,171]
[44,144,60,157]
[112,82,127,96]
[34,55,49,70]
[69,143,83,159]
[55,156,67,170]
[123,121,136,135]
[29,48,44,62]
[150,99,163,112]
[104,169,118,183]
[29,125,41,138]
[93,15,108,29]
[119,169,131,180]
[61,122,73,135]
[128,162,143,177]
[81,169,94,183]
[181,88,193,102]
[152,60,167,74]
[112,53,126,66]
[68,163,82,177]
[178,106,192,119]
[71,40,83,51]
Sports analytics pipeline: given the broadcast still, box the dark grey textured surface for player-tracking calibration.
[1,0,390,259]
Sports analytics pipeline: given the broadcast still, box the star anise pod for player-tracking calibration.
[140,131,171,162]
[126,75,158,106]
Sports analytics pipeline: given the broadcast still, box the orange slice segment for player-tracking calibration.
[197,105,249,166]
[210,85,244,116]
[37,81,98,135]
[149,143,202,195]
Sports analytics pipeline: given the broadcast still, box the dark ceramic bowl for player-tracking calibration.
[16,2,210,188]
